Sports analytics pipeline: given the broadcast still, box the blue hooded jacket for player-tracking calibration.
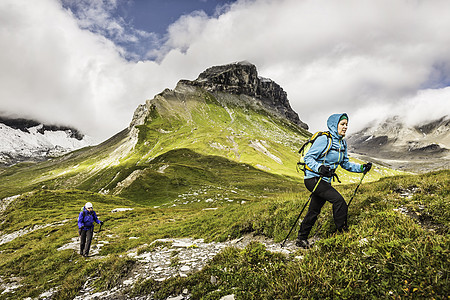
[304,113,362,183]
[78,206,101,230]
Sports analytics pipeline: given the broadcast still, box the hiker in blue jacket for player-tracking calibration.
[296,113,372,248]
[78,202,103,257]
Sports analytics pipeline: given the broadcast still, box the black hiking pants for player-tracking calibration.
[297,177,348,240]
[80,227,94,256]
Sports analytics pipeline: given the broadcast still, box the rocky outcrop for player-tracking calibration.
[55,233,301,300]
[179,61,308,129]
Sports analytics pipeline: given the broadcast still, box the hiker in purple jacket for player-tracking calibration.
[78,202,103,257]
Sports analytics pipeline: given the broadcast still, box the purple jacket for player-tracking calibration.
[78,206,101,230]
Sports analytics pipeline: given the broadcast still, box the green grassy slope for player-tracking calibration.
[0,83,430,299]
[0,86,404,206]
[0,169,448,299]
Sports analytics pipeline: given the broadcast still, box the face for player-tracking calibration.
[87,207,93,211]
[337,119,348,137]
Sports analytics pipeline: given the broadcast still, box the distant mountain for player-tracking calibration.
[347,116,450,172]
[0,62,400,206]
[0,116,96,166]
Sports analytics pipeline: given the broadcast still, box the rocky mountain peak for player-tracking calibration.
[178,61,308,129]
[415,116,450,135]
[193,61,259,95]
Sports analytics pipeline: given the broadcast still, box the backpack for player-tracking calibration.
[297,131,332,174]
[77,208,86,236]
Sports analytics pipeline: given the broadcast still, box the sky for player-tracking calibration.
[1,0,450,141]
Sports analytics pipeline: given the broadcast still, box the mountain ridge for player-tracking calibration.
[178,61,308,130]
[0,116,85,139]
[348,116,450,172]
[0,62,400,205]
[0,116,95,166]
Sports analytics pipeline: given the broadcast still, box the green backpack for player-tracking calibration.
[297,131,332,174]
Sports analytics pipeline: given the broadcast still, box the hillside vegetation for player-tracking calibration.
[0,166,448,299]
[0,86,401,206]
[0,63,446,299]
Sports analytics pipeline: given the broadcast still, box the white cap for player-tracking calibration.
[85,202,93,209]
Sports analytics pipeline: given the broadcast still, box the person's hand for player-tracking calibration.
[318,165,333,177]
[362,162,372,174]
[100,221,104,225]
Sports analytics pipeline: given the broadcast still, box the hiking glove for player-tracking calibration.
[318,165,333,177]
[362,162,372,174]
[100,221,104,225]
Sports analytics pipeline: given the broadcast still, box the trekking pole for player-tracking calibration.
[95,222,104,234]
[347,172,366,208]
[69,249,76,262]
[281,177,322,247]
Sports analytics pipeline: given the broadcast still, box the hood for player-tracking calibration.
[327,113,348,138]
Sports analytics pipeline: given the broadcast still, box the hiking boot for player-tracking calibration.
[295,239,310,249]
[337,225,349,233]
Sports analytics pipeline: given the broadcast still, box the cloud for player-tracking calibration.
[0,0,184,139]
[63,0,126,39]
[153,0,450,133]
[351,86,450,129]
[0,0,449,140]
[61,0,161,60]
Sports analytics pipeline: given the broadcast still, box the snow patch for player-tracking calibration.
[0,195,21,213]
[256,164,271,171]
[113,169,145,194]
[157,164,169,173]
[258,76,273,83]
[157,129,172,134]
[0,122,95,165]
[249,140,282,164]
[210,142,226,150]
[223,105,235,123]
[111,208,134,213]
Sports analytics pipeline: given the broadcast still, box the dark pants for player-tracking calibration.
[297,177,348,240]
[80,227,94,256]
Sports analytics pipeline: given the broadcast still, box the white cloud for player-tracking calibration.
[155,0,450,133]
[0,0,183,139]
[0,0,450,140]
[62,0,161,60]
[0,0,129,138]
[350,86,450,129]
[63,0,130,42]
